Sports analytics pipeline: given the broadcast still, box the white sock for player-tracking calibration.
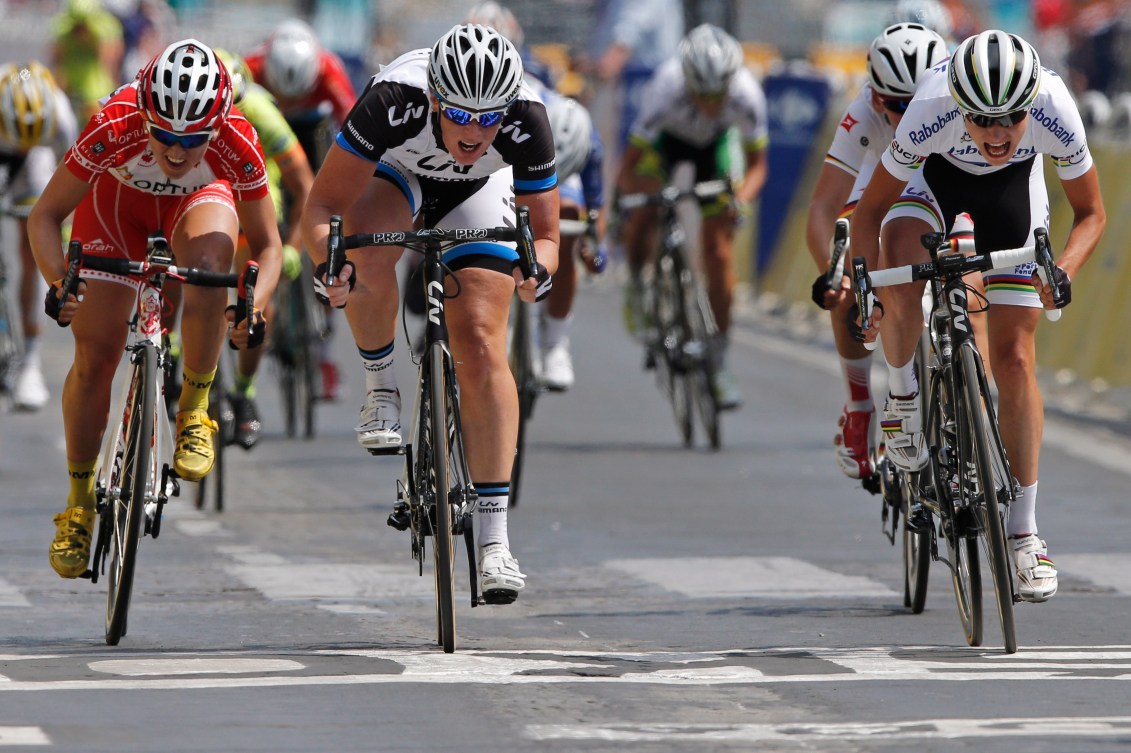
[541,313,571,350]
[1007,481,1038,538]
[476,483,510,549]
[887,357,918,398]
[841,355,873,412]
[359,342,397,394]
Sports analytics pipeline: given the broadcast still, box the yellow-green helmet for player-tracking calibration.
[214,48,254,105]
[0,61,59,151]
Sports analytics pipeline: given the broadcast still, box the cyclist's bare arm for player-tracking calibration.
[614,143,647,194]
[234,193,284,309]
[805,163,856,309]
[736,144,767,206]
[302,144,374,267]
[847,163,907,341]
[275,142,315,250]
[28,167,92,323]
[1047,165,1105,284]
[518,188,560,274]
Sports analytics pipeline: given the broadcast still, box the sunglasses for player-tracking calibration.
[437,102,507,128]
[147,123,213,149]
[964,110,1028,129]
[880,96,911,114]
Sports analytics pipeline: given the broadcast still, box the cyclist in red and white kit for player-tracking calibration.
[806,23,947,481]
[303,24,559,603]
[29,39,282,579]
[850,30,1106,602]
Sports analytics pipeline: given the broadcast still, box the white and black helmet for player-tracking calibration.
[867,23,948,98]
[546,96,592,180]
[949,30,1041,115]
[679,23,744,95]
[263,19,321,99]
[428,24,524,111]
[886,0,953,40]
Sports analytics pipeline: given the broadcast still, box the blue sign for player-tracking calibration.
[757,69,832,274]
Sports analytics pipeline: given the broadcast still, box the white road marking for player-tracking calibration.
[525,717,1131,743]
[89,658,305,676]
[0,727,49,746]
[605,556,897,598]
[0,577,29,608]
[1,646,1129,692]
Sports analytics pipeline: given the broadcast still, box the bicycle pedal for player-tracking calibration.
[367,445,406,456]
[480,588,519,606]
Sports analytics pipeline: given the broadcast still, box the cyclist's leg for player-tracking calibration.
[12,148,56,409]
[541,184,584,391]
[875,169,942,471]
[339,165,414,448]
[168,188,240,481]
[618,141,665,334]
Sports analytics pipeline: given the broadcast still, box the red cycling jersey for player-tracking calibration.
[244,48,357,124]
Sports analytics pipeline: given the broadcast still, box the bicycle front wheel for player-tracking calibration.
[959,344,1017,653]
[426,344,457,653]
[682,272,721,450]
[105,344,156,645]
[508,297,537,508]
[652,254,693,446]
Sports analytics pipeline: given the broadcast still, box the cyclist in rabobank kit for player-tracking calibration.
[302,24,559,604]
[806,23,947,482]
[0,61,78,411]
[28,39,282,579]
[849,30,1105,603]
[616,23,768,411]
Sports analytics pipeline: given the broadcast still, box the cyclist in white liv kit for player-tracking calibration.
[806,23,947,481]
[616,23,768,410]
[302,25,559,604]
[849,30,1106,602]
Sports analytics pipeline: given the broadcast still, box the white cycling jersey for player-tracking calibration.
[824,84,893,210]
[628,57,768,150]
[882,60,1092,182]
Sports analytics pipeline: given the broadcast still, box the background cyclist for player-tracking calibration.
[849,30,1106,603]
[29,39,282,579]
[246,18,357,400]
[302,24,558,605]
[616,23,768,410]
[0,61,78,411]
[805,23,948,481]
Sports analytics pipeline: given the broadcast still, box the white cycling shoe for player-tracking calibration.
[355,389,402,449]
[1011,534,1058,603]
[479,543,525,604]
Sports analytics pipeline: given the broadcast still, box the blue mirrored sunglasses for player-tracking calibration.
[437,102,507,128]
[148,123,212,149]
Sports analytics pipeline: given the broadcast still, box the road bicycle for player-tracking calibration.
[508,208,602,509]
[852,227,1063,654]
[65,234,257,645]
[271,252,327,439]
[618,181,729,450]
[327,208,541,653]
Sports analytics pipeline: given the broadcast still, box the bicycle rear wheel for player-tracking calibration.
[902,337,933,613]
[959,344,1017,653]
[426,344,457,653]
[508,296,537,508]
[105,344,156,645]
[652,254,693,446]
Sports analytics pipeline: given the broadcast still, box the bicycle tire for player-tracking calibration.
[928,361,982,646]
[427,343,457,653]
[682,270,721,450]
[903,337,932,613]
[273,277,301,438]
[105,344,156,645]
[652,253,693,446]
[0,279,22,396]
[508,296,537,508]
[958,344,1017,653]
[292,270,319,439]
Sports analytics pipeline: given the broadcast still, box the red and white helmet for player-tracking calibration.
[137,38,231,133]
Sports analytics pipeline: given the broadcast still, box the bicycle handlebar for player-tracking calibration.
[616,180,731,212]
[79,254,243,288]
[825,217,850,289]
